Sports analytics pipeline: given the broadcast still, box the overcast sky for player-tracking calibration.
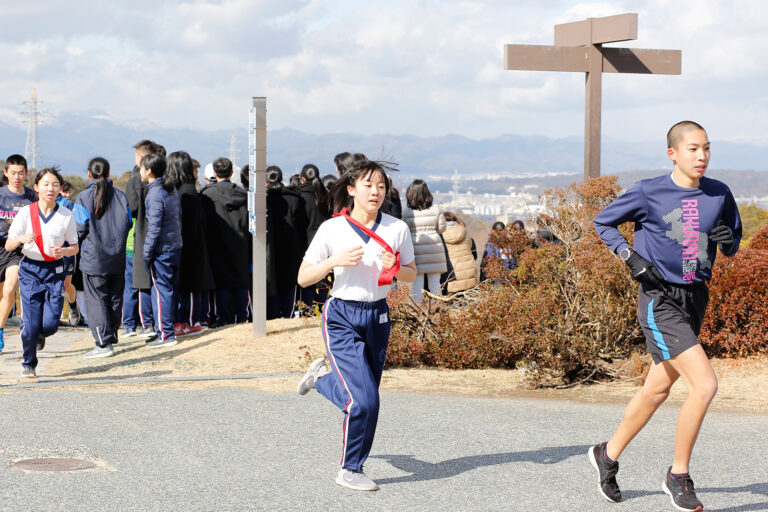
[1,0,767,145]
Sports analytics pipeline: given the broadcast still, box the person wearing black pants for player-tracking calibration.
[75,157,133,358]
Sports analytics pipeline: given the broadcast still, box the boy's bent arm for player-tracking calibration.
[593,184,646,253]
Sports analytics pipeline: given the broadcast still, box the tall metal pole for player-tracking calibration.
[249,97,267,337]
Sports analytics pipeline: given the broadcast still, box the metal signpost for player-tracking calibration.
[504,13,682,179]
[249,97,267,337]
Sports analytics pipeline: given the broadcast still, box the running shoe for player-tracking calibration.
[297,358,329,395]
[335,468,378,491]
[68,303,82,326]
[663,466,704,512]
[146,337,178,348]
[122,328,138,338]
[21,366,36,378]
[138,327,157,338]
[37,336,45,351]
[84,345,115,358]
[588,442,621,503]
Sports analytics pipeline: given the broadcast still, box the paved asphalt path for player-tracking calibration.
[0,387,765,511]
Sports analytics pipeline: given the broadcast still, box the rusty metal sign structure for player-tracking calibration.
[13,458,96,472]
[504,13,681,179]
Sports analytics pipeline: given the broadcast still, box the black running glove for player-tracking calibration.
[710,220,734,252]
[623,250,664,288]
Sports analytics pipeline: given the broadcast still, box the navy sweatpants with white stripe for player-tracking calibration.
[315,297,390,471]
[19,258,66,369]
[149,249,180,341]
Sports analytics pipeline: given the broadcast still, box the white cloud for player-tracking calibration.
[1,0,767,145]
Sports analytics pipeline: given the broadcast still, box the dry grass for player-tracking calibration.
[1,318,765,413]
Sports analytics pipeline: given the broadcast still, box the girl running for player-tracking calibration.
[6,167,78,378]
[75,157,133,358]
[296,159,416,491]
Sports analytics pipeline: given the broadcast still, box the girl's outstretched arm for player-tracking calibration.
[297,246,364,288]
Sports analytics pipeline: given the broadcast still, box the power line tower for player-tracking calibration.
[22,88,42,170]
[451,168,461,203]
[228,135,240,168]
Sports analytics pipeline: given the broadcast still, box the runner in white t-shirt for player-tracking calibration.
[6,168,78,378]
[296,159,416,491]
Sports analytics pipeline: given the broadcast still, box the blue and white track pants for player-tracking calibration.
[315,297,390,472]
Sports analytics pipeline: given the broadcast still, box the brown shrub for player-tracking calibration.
[386,176,645,386]
[700,233,768,356]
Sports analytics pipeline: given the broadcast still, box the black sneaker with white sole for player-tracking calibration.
[588,442,621,503]
[37,336,45,351]
[663,466,703,512]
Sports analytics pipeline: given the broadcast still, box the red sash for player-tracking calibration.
[333,208,400,286]
[29,202,56,262]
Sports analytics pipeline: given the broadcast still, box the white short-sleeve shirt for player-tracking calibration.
[303,212,415,302]
[8,204,78,262]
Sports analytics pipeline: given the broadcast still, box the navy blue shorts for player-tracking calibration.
[637,281,709,364]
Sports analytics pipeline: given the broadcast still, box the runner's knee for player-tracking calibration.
[692,375,718,403]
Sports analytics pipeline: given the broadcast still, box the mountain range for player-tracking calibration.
[1,110,767,179]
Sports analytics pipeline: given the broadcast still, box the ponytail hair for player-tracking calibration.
[327,159,396,214]
[88,157,111,219]
[266,166,283,191]
[301,163,328,216]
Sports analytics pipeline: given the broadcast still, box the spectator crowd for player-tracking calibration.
[0,142,547,375]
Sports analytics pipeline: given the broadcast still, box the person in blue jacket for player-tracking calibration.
[75,157,133,357]
[589,121,742,512]
[140,152,182,347]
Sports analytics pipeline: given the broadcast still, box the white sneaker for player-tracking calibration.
[335,468,378,491]
[297,358,328,395]
[84,345,115,358]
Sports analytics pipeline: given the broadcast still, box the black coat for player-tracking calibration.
[178,183,215,293]
[266,186,308,297]
[297,182,329,244]
[125,173,151,289]
[201,180,251,290]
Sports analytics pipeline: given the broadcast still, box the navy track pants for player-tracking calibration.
[315,297,390,471]
[122,255,154,330]
[149,249,180,341]
[19,258,66,369]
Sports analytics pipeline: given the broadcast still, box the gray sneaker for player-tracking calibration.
[122,329,138,338]
[21,366,36,378]
[146,337,178,348]
[138,327,157,338]
[297,358,329,395]
[84,345,115,358]
[335,468,378,491]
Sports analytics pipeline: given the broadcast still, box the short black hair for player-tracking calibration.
[5,154,27,170]
[213,157,233,179]
[141,153,167,178]
[34,167,63,186]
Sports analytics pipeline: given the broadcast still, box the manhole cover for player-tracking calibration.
[13,458,96,472]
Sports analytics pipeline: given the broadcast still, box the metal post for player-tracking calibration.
[249,97,267,337]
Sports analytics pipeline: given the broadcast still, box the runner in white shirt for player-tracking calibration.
[6,168,78,378]
[296,159,416,491]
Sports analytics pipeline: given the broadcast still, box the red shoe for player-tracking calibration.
[174,323,187,336]
[187,323,203,334]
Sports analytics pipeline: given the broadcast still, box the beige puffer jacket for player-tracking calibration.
[442,221,478,292]
[401,204,447,274]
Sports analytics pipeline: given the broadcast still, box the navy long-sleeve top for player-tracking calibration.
[593,174,742,285]
[143,178,182,263]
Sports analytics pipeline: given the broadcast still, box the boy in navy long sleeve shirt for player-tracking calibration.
[589,121,741,512]
[140,153,182,347]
